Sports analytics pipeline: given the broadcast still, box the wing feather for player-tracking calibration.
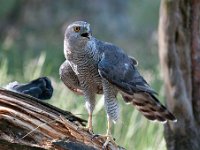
[59,60,83,95]
[98,45,157,95]
[97,43,176,122]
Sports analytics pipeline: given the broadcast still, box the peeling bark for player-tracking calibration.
[0,88,125,150]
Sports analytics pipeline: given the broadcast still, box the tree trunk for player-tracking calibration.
[158,0,200,150]
[0,88,125,150]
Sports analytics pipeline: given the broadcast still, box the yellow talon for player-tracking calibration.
[93,118,118,148]
[78,112,93,134]
[102,134,117,148]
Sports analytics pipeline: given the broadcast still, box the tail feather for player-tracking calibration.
[122,93,176,122]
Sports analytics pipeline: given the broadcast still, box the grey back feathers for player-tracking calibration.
[60,21,176,123]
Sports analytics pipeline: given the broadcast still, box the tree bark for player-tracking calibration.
[0,88,125,150]
[158,0,200,149]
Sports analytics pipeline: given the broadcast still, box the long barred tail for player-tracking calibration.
[122,93,176,122]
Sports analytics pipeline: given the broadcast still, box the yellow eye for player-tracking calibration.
[74,26,80,32]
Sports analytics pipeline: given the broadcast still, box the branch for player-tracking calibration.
[0,88,125,150]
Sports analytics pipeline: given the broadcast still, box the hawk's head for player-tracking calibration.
[65,21,92,41]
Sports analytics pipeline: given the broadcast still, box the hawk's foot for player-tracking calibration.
[92,134,117,148]
[103,134,118,148]
[78,112,93,134]
[93,118,118,148]
[77,126,93,134]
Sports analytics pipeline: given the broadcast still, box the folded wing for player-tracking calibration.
[98,44,176,122]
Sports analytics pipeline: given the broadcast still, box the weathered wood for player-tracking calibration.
[0,88,124,150]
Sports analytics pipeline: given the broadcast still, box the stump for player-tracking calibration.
[0,88,125,150]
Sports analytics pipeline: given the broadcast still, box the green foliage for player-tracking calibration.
[0,0,17,18]
[0,59,12,85]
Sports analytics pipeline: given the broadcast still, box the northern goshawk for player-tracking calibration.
[59,21,176,147]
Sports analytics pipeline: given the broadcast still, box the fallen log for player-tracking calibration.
[0,88,125,150]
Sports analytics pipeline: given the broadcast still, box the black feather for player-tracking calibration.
[6,77,53,100]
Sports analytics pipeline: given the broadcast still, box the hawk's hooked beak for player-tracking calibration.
[81,25,92,39]
[81,32,91,39]
[81,33,89,37]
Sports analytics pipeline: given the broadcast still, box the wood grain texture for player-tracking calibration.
[0,88,125,150]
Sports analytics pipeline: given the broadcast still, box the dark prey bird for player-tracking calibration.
[5,77,53,100]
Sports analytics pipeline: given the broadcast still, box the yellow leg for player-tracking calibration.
[103,119,118,148]
[78,112,93,134]
[106,118,111,135]
[91,118,118,148]
[87,112,93,133]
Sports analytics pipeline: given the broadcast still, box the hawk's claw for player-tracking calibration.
[102,135,117,148]
[91,134,100,140]
[92,134,117,148]
[77,126,94,134]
